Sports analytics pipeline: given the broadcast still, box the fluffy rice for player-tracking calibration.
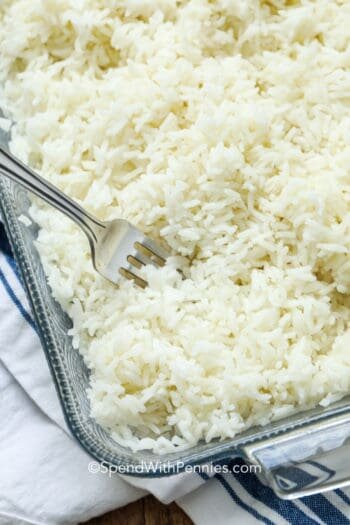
[0,0,350,453]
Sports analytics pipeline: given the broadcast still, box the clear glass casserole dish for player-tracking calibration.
[1,123,350,500]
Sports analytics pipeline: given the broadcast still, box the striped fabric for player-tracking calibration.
[0,222,349,525]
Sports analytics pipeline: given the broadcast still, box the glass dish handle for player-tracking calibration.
[240,411,350,499]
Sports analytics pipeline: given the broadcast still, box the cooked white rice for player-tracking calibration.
[1,0,350,453]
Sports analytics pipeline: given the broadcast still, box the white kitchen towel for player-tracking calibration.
[1,225,349,525]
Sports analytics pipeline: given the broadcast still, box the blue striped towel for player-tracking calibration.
[0,222,349,525]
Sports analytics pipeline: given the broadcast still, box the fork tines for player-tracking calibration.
[119,239,167,288]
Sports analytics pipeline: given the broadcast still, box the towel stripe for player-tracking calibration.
[229,459,318,525]
[295,500,324,525]
[336,490,350,506]
[0,251,34,321]
[0,265,36,331]
[0,222,12,257]
[307,462,350,507]
[200,468,287,524]
[324,491,350,523]
[225,472,290,525]
[214,474,276,525]
[3,249,20,278]
[301,494,349,524]
[199,472,272,524]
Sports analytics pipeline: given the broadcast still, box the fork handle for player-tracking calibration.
[0,146,106,242]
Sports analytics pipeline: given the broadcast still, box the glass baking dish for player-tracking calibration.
[1,123,349,500]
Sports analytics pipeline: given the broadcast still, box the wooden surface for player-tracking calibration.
[84,496,193,525]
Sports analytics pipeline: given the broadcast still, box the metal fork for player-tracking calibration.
[0,147,169,288]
